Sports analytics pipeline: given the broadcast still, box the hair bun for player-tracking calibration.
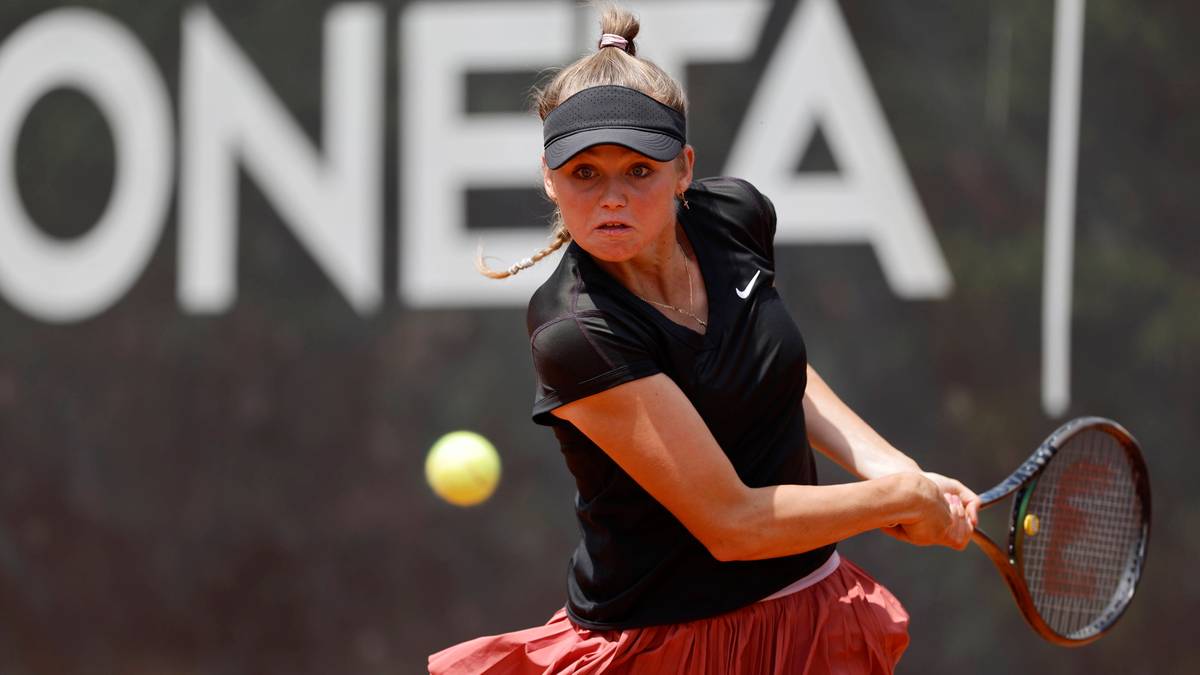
[598,4,639,56]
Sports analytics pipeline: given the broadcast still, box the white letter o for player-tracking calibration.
[0,8,173,323]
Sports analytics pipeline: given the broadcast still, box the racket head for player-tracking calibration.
[996,417,1151,645]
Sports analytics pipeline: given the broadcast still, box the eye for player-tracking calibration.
[629,164,653,178]
[571,165,596,180]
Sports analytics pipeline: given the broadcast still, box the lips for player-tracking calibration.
[594,222,631,232]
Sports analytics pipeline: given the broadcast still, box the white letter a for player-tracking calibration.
[725,0,951,299]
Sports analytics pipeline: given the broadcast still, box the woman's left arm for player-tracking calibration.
[803,364,981,527]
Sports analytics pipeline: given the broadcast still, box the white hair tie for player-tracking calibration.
[598,33,630,53]
[507,257,535,275]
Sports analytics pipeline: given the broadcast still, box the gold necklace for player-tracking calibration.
[633,242,708,329]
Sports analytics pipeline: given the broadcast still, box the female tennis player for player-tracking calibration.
[429,5,980,673]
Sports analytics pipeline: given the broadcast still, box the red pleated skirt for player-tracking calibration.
[427,557,909,674]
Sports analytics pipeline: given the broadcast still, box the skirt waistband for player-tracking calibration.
[757,551,842,603]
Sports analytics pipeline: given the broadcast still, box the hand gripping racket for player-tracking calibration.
[970,416,1151,646]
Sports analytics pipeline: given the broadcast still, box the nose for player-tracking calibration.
[598,176,626,209]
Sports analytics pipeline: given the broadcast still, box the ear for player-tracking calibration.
[541,155,557,202]
[675,145,695,196]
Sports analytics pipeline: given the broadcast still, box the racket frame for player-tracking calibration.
[970,416,1151,646]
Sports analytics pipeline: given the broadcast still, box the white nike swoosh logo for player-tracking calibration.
[735,270,761,299]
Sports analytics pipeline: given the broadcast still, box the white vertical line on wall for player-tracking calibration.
[1042,0,1086,417]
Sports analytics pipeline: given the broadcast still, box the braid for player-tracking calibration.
[476,225,571,279]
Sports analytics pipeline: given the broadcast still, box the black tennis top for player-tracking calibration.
[526,176,835,630]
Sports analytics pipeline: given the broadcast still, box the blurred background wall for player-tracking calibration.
[0,0,1196,673]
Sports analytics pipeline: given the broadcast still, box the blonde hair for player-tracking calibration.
[477,2,688,279]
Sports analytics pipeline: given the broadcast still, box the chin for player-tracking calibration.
[578,237,642,262]
[563,224,640,260]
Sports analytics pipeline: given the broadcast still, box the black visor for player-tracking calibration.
[542,85,686,169]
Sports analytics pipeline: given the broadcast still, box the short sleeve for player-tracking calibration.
[529,310,661,425]
[731,178,778,262]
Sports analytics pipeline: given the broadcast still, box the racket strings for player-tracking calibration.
[1035,438,1142,632]
[1020,429,1145,637]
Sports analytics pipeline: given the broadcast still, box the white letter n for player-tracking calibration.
[179,4,383,314]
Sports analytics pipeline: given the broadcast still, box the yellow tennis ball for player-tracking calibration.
[425,431,501,507]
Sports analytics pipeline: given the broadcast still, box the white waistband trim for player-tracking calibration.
[757,551,842,603]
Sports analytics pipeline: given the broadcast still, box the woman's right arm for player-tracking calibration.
[552,373,972,562]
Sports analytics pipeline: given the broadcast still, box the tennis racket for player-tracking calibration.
[970,416,1151,646]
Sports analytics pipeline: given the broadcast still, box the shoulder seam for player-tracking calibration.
[528,309,607,345]
[728,177,769,226]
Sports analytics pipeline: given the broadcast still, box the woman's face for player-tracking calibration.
[543,144,694,263]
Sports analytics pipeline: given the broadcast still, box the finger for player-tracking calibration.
[946,490,979,529]
[952,489,979,528]
[966,499,980,528]
[949,516,971,550]
[949,496,964,520]
[948,500,971,542]
[941,478,977,504]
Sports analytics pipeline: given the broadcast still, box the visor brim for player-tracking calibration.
[544,128,683,169]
